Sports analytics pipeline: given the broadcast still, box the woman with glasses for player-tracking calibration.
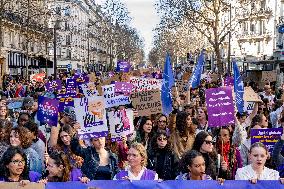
[147,130,179,180]
[192,131,226,180]
[0,147,41,185]
[153,114,169,135]
[114,142,158,180]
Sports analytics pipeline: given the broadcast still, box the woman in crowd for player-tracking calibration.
[0,147,41,184]
[196,107,208,133]
[176,150,212,180]
[9,127,42,174]
[50,124,83,171]
[169,111,197,158]
[39,151,88,183]
[135,116,153,149]
[114,142,158,180]
[236,142,283,184]
[0,120,12,159]
[215,127,243,179]
[192,131,228,179]
[153,114,169,135]
[71,136,118,180]
[147,130,179,180]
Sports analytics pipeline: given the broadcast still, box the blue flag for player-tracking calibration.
[190,50,205,88]
[233,61,244,113]
[161,53,174,116]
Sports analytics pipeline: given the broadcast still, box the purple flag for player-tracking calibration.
[116,61,131,72]
[45,80,62,92]
[37,96,59,126]
[114,82,133,95]
[205,87,235,127]
[251,128,283,153]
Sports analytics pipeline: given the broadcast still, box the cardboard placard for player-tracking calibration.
[0,183,44,189]
[130,77,162,92]
[244,86,262,102]
[261,71,276,83]
[130,89,162,116]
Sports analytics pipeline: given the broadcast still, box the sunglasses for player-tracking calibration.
[204,140,213,145]
[157,137,167,141]
[158,120,167,123]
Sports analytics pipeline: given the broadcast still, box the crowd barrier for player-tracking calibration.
[1,180,284,189]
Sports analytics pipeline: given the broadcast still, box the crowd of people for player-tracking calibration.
[0,70,284,187]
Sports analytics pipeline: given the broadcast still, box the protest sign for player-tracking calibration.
[251,128,283,153]
[45,79,62,92]
[175,80,188,93]
[130,77,162,92]
[102,84,131,108]
[7,98,23,110]
[205,87,235,127]
[244,86,262,102]
[37,96,59,126]
[244,101,254,114]
[74,96,108,139]
[81,82,99,97]
[66,78,77,97]
[130,89,162,116]
[224,76,234,87]
[261,71,277,83]
[116,61,131,72]
[108,109,134,141]
[58,96,74,112]
[114,82,133,95]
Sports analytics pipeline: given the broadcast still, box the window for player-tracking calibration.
[250,23,255,32]
[66,35,71,45]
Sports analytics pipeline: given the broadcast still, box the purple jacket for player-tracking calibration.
[115,169,156,180]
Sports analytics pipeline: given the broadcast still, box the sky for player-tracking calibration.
[96,0,160,58]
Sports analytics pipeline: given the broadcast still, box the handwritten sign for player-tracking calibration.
[130,77,162,92]
[244,86,262,102]
[66,79,77,97]
[108,109,134,141]
[130,89,162,116]
[261,71,277,83]
[58,96,74,112]
[114,82,133,95]
[74,97,108,139]
[224,76,234,86]
[116,61,131,72]
[102,84,131,108]
[37,96,59,126]
[205,87,235,127]
[45,80,62,92]
[81,82,99,97]
[251,128,283,153]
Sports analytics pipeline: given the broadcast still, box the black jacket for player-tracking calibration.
[147,147,179,180]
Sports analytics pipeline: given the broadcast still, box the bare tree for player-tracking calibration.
[156,0,255,73]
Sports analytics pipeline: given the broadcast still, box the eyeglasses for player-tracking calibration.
[11,159,25,165]
[204,140,213,145]
[157,137,167,141]
[158,120,166,123]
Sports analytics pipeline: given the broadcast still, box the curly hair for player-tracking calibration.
[0,147,29,180]
[150,130,171,152]
[10,127,33,149]
[130,142,148,167]
[178,150,204,173]
[0,120,12,143]
[176,111,190,134]
[48,151,72,182]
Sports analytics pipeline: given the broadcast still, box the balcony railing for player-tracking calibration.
[237,31,272,40]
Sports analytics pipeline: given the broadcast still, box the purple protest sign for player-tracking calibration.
[58,97,74,112]
[66,78,77,97]
[116,61,131,72]
[251,128,283,153]
[45,80,62,92]
[114,82,133,95]
[37,96,59,126]
[205,87,235,127]
[224,76,234,86]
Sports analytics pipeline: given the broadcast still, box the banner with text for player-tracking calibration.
[102,84,131,108]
